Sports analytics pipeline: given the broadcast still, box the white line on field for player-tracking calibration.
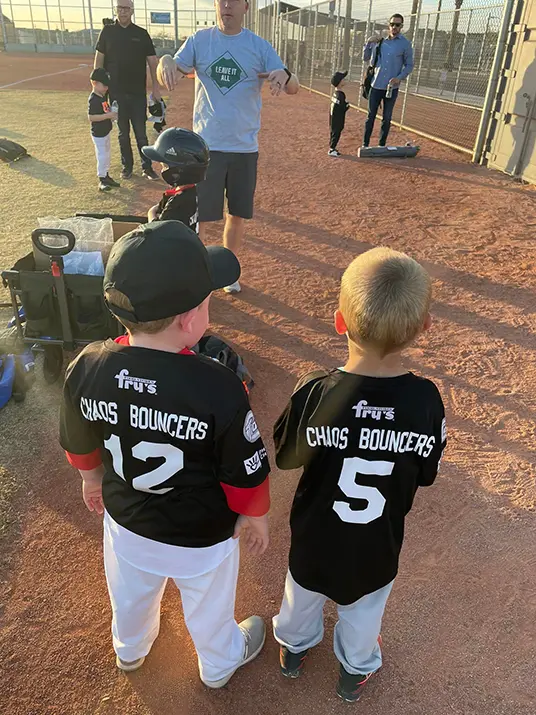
[0,64,89,90]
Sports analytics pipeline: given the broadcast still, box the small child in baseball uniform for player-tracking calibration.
[88,68,120,192]
[59,220,270,688]
[273,247,447,702]
[329,71,350,157]
[143,127,209,233]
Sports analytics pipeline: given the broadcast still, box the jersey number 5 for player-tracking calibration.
[104,434,184,495]
[333,456,394,524]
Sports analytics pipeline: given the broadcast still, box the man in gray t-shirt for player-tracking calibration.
[158,0,298,294]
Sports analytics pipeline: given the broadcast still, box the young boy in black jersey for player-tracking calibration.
[88,68,120,192]
[329,70,350,157]
[59,220,269,688]
[143,128,209,233]
[273,247,447,702]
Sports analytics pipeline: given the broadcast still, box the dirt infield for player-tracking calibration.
[0,53,93,90]
[1,51,536,715]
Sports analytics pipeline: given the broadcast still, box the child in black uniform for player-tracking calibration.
[88,68,120,192]
[142,128,209,233]
[329,71,350,157]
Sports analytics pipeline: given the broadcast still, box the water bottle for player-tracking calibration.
[111,100,119,120]
[386,83,393,99]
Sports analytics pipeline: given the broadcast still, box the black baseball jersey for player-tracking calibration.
[274,369,446,605]
[154,186,198,232]
[88,92,112,138]
[60,338,270,547]
[330,90,350,119]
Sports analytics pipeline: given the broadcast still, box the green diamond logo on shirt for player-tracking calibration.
[208,52,247,94]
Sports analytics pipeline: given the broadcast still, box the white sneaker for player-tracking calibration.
[223,280,241,294]
[328,149,341,157]
[202,616,266,689]
[116,655,145,672]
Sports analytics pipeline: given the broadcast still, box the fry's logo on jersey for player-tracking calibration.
[115,369,157,395]
[353,400,395,421]
[244,447,267,475]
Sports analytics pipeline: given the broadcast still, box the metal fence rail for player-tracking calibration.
[261,0,505,153]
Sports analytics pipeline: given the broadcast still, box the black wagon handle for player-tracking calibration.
[31,228,76,257]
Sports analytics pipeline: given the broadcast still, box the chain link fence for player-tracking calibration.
[0,0,506,153]
[259,0,504,153]
[0,0,219,51]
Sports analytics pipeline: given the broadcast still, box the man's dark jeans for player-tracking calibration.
[116,93,151,172]
[363,87,399,147]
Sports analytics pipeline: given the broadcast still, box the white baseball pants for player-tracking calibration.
[103,533,246,683]
[273,570,394,675]
[91,133,111,178]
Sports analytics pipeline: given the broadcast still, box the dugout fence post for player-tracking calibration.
[452,9,472,104]
[414,12,431,94]
[347,20,357,80]
[87,0,95,45]
[278,4,284,54]
[399,0,421,127]
[283,11,289,66]
[331,0,342,77]
[359,0,373,109]
[309,6,318,92]
[297,9,303,75]
[476,12,492,75]
[173,0,179,46]
[0,2,7,47]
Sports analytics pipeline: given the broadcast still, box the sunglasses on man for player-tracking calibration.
[390,21,403,27]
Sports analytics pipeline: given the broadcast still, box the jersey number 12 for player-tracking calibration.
[104,434,183,494]
[333,456,394,524]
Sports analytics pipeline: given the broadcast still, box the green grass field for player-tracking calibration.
[0,90,155,279]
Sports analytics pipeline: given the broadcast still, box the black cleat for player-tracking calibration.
[336,666,376,703]
[142,167,159,180]
[121,167,133,179]
[279,646,309,679]
[98,179,111,192]
[103,174,121,187]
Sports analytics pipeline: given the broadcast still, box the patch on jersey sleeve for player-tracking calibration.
[441,418,447,443]
[243,410,260,443]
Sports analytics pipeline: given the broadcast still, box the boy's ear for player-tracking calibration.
[423,312,432,332]
[334,309,348,335]
[177,307,198,333]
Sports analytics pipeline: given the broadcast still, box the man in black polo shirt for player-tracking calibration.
[95,1,160,180]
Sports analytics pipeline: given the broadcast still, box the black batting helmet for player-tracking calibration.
[142,128,210,186]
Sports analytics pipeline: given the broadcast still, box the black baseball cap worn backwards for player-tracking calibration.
[90,67,111,85]
[331,70,348,87]
[104,221,240,323]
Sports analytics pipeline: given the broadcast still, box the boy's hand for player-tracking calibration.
[107,111,118,121]
[79,468,105,515]
[233,514,269,555]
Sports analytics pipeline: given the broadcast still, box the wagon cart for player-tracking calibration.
[1,214,146,384]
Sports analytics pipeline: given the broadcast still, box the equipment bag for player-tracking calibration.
[362,39,383,100]
[195,336,254,392]
[0,138,29,163]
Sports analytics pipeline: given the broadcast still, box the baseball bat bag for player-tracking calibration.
[194,336,254,392]
[0,138,30,163]
[358,145,420,158]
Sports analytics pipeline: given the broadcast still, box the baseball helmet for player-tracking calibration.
[142,128,209,186]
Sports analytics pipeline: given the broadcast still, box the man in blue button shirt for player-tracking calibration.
[362,14,414,147]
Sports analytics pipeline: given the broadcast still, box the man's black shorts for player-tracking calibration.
[197,151,258,222]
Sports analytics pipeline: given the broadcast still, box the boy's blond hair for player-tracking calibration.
[105,288,176,335]
[340,247,431,356]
